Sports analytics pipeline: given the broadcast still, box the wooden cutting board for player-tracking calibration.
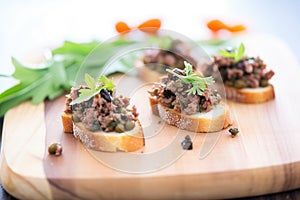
[1,34,300,199]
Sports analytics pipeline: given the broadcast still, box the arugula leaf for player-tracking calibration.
[52,40,100,56]
[166,61,215,96]
[0,39,140,116]
[219,43,245,63]
[70,74,114,105]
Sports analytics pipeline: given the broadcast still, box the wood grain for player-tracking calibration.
[1,34,300,199]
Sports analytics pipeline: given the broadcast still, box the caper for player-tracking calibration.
[108,121,117,129]
[260,79,269,87]
[234,80,246,89]
[229,128,239,137]
[121,108,127,113]
[115,123,125,133]
[48,143,63,156]
[72,114,80,122]
[125,120,135,131]
[90,124,100,132]
[225,80,234,87]
[174,81,183,88]
[153,88,159,95]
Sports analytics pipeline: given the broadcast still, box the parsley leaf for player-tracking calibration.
[166,61,215,96]
[220,43,245,63]
[70,74,114,105]
[98,75,114,91]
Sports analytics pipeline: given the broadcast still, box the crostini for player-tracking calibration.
[148,61,232,133]
[61,74,145,152]
[137,39,198,82]
[204,43,275,103]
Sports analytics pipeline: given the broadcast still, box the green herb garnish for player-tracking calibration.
[219,43,245,63]
[0,39,138,116]
[70,74,114,105]
[166,61,215,95]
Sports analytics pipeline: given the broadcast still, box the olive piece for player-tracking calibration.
[225,80,234,87]
[89,121,100,132]
[48,143,63,156]
[260,79,269,87]
[125,120,135,131]
[229,128,239,137]
[234,79,246,89]
[100,89,112,102]
[119,108,127,114]
[115,123,125,133]
[163,89,175,98]
[72,114,80,122]
[108,121,117,129]
[90,124,100,132]
[174,80,183,88]
[181,135,193,150]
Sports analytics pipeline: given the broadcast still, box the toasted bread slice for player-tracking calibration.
[224,84,275,103]
[61,113,73,133]
[149,97,232,133]
[61,113,145,152]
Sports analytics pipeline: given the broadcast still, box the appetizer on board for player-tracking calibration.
[148,61,232,133]
[61,74,145,152]
[204,43,275,103]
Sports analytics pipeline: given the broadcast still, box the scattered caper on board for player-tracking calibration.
[229,128,239,137]
[181,135,193,150]
[48,143,63,156]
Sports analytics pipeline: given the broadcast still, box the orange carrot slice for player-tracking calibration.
[115,21,131,33]
[138,18,161,34]
[228,25,246,32]
[207,19,246,33]
[207,19,228,32]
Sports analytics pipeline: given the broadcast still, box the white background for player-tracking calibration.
[0,0,300,90]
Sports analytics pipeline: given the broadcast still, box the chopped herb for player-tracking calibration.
[220,43,245,63]
[166,61,215,96]
[70,74,114,105]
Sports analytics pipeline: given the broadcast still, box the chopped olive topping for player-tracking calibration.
[72,114,81,123]
[115,123,125,133]
[181,135,193,150]
[225,80,234,87]
[259,79,269,87]
[229,128,239,137]
[125,120,135,131]
[234,80,246,89]
[100,89,113,102]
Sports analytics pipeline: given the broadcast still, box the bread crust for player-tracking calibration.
[138,65,275,104]
[149,97,232,133]
[61,113,73,133]
[61,113,145,152]
[224,84,275,103]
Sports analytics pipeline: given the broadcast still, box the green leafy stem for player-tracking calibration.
[166,61,215,96]
[70,74,114,105]
[219,43,245,63]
